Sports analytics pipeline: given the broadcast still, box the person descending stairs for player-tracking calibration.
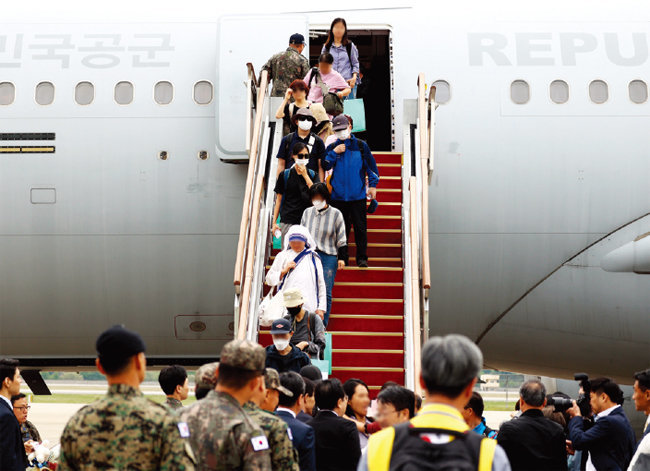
[260,151,405,396]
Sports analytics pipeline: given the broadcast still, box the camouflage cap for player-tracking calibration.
[219,339,265,372]
[195,362,219,389]
[264,368,293,397]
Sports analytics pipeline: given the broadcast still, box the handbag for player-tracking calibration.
[309,68,344,116]
[258,287,286,327]
[343,98,366,132]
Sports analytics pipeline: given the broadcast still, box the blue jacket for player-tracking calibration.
[568,406,636,471]
[276,409,317,471]
[323,135,379,202]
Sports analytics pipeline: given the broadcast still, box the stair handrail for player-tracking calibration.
[417,73,432,293]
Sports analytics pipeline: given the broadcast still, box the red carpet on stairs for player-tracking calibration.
[260,151,405,398]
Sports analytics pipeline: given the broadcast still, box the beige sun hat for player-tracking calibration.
[310,103,330,126]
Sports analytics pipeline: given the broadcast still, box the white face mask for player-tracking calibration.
[336,129,350,140]
[295,158,310,167]
[312,199,327,210]
[298,120,313,131]
[273,339,290,351]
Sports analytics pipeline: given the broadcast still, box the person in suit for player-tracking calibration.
[277,372,316,471]
[0,358,27,471]
[632,368,650,437]
[497,379,567,471]
[567,377,636,471]
[308,378,360,471]
[297,377,317,423]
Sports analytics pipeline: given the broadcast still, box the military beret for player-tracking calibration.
[195,362,219,389]
[219,339,265,372]
[96,325,146,360]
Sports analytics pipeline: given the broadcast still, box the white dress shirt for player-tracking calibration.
[276,407,297,418]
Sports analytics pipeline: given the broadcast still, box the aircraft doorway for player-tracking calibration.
[309,27,393,151]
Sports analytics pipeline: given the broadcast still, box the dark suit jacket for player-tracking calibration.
[497,409,568,471]
[568,406,636,471]
[0,398,27,471]
[296,411,313,423]
[307,410,361,471]
[276,409,316,471]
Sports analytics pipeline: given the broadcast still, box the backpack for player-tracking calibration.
[387,424,488,471]
[308,67,344,116]
[279,167,316,213]
[283,132,316,161]
[290,311,323,359]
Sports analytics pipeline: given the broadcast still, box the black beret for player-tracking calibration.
[96,325,146,360]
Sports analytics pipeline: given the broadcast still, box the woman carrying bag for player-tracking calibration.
[321,18,360,99]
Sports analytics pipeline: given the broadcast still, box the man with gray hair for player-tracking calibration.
[497,380,567,471]
[359,334,511,471]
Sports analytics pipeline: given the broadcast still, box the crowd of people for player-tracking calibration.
[1,327,649,470]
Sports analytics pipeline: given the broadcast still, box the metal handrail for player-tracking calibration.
[409,176,422,396]
[234,69,269,292]
[417,74,431,292]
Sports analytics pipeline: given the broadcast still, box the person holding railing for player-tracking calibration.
[276,79,312,136]
[262,33,310,98]
[301,183,347,326]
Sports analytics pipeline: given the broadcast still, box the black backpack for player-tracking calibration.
[388,424,484,471]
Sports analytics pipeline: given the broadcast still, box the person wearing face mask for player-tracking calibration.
[276,108,326,181]
[300,183,347,326]
[276,79,312,136]
[265,318,312,374]
[272,142,319,246]
[281,288,326,360]
[323,114,379,268]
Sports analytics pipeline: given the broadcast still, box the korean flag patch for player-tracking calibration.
[287,428,293,441]
[177,422,190,438]
[251,435,269,451]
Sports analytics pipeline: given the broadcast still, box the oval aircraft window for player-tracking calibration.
[549,80,569,104]
[510,80,529,104]
[75,81,94,105]
[194,80,213,105]
[432,80,450,104]
[589,80,608,104]
[154,81,173,105]
[35,81,55,105]
[114,81,134,105]
[629,80,647,104]
[0,82,15,105]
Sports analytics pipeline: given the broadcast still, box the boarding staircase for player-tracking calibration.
[234,64,436,395]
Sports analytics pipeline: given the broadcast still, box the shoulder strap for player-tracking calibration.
[283,168,291,187]
[307,312,314,342]
[308,169,316,179]
[478,436,497,471]
[289,103,295,116]
[284,132,295,157]
[367,427,396,471]
[346,42,352,62]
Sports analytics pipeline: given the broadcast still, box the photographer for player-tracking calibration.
[567,377,636,471]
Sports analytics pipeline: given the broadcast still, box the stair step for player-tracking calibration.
[350,229,401,244]
[328,331,404,349]
[331,366,404,385]
[368,202,401,216]
[376,176,402,190]
[377,163,402,177]
[348,243,402,258]
[335,267,403,282]
[367,215,401,230]
[332,349,404,368]
[266,257,402,269]
[332,282,403,299]
[376,188,402,203]
[331,299,403,315]
[373,152,403,165]
[327,314,403,331]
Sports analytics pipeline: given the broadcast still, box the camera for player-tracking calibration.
[547,373,593,415]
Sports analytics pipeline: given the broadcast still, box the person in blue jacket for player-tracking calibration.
[566,377,636,471]
[322,114,379,267]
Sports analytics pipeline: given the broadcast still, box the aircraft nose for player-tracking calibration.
[601,233,650,274]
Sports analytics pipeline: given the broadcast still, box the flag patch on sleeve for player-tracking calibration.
[177,422,190,438]
[287,428,293,441]
[251,435,269,451]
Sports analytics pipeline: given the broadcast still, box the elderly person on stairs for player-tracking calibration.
[266,225,327,319]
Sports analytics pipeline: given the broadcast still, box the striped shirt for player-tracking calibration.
[301,205,347,256]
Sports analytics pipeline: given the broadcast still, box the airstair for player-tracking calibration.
[233,65,435,395]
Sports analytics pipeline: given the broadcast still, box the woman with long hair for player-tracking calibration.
[343,378,373,449]
[322,18,360,99]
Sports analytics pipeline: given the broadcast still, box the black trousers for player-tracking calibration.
[331,199,367,264]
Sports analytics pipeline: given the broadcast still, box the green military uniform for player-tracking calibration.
[244,402,299,471]
[180,339,272,471]
[58,384,195,471]
[262,47,310,97]
[20,420,41,443]
[165,396,183,410]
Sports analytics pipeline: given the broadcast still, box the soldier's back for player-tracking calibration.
[244,403,299,471]
[265,48,310,97]
[181,390,271,471]
[59,384,195,471]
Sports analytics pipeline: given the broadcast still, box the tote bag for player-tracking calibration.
[344,98,366,133]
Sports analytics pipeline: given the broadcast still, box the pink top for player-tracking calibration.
[304,68,349,103]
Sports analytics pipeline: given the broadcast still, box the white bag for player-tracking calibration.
[258,288,286,327]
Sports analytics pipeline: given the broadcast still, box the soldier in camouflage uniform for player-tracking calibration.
[180,340,272,471]
[244,368,300,471]
[262,33,311,97]
[194,361,219,400]
[58,325,196,470]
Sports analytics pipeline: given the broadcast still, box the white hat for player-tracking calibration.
[283,288,304,308]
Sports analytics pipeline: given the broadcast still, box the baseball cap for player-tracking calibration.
[289,33,306,45]
[219,339,265,372]
[270,318,292,335]
[195,362,219,389]
[264,368,293,396]
[332,114,350,131]
[283,288,304,308]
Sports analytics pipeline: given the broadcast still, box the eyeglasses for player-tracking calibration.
[14,406,30,411]
[297,153,310,157]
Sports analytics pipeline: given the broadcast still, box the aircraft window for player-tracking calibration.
[75,81,94,105]
[154,81,173,105]
[629,80,647,104]
[589,80,608,104]
[35,82,55,105]
[114,81,134,105]
[193,80,213,105]
[432,80,450,104]
[549,80,569,104]
[510,80,529,104]
[0,82,15,105]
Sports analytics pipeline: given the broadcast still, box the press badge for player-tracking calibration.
[177,422,190,438]
[251,435,269,451]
